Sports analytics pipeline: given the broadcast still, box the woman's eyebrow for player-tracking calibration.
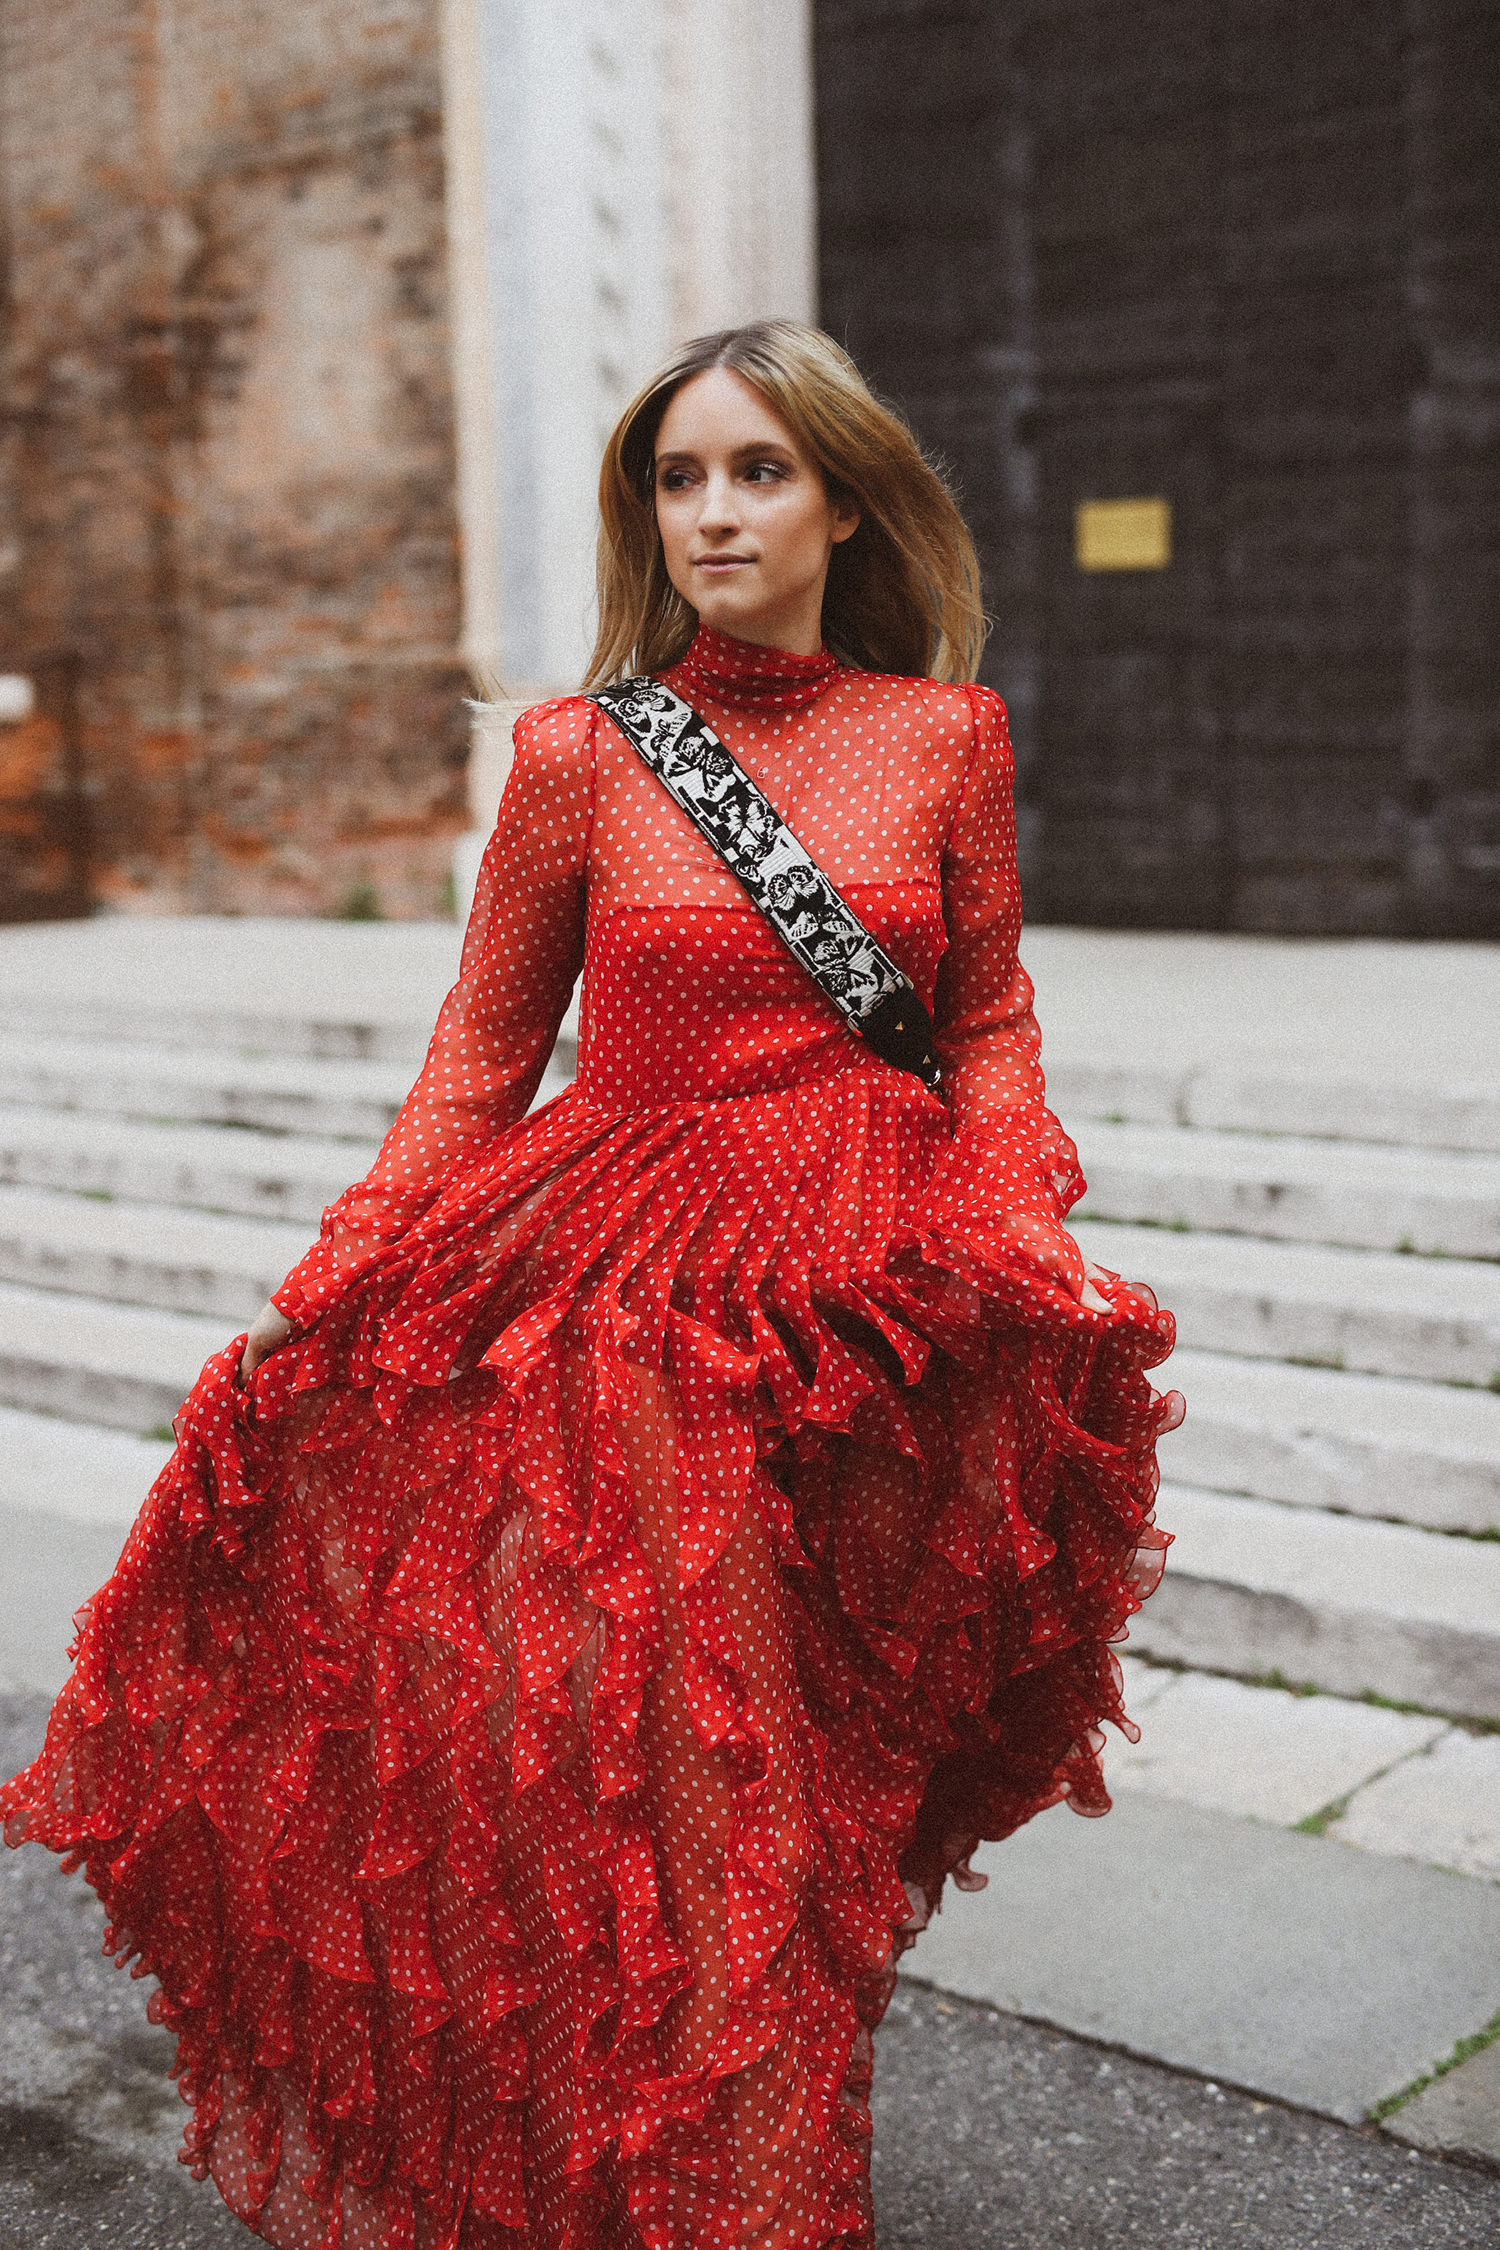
[654,440,798,467]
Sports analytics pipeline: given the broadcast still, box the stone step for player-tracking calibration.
[1074,1219,1500,1387]
[1107,1654,1454,1832]
[1052,1061,1500,1153]
[1162,1347,1500,1535]
[0,1103,373,1224]
[1073,1119,1500,1258]
[1138,1481,1500,1721]
[0,916,465,1064]
[0,992,437,1066]
[0,1402,174,1527]
[0,1186,310,1321]
[0,1052,580,1224]
[0,1031,416,1139]
[0,1280,227,1432]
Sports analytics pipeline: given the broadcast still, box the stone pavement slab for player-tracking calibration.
[0,1506,135,1698]
[1108,1663,1448,1826]
[1331,1728,1500,1880]
[872,1984,1500,2248]
[1386,2038,1500,2170]
[907,1789,1500,2123]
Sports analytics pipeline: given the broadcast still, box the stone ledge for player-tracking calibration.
[1384,2037,1500,2172]
[906,1791,1500,2124]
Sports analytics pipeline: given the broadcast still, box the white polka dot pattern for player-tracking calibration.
[1,629,1180,2250]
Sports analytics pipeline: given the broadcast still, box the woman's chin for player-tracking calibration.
[691,584,762,633]
[690,589,803,650]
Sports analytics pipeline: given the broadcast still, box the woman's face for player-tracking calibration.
[653,367,859,656]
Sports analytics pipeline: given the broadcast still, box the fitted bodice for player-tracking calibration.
[575,642,967,1104]
[273,628,1082,1304]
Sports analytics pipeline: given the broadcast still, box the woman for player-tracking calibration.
[2,321,1178,2249]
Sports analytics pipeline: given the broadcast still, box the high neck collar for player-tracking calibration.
[669,625,841,715]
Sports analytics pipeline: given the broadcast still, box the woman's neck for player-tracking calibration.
[668,624,841,715]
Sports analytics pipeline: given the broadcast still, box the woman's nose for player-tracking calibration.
[696,470,742,532]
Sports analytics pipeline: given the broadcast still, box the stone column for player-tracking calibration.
[443,0,817,915]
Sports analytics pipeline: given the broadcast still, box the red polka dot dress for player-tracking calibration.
[2,628,1179,2250]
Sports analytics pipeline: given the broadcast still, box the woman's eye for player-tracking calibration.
[744,460,789,484]
[659,468,694,492]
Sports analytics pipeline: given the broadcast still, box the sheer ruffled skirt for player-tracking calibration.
[2,1071,1178,2250]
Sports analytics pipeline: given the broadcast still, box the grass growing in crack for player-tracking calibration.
[1294,1793,1355,1837]
[1369,2007,1500,2122]
[1239,1672,1500,1736]
[1250,1667,1322,1698]
[1356,1687,1500,1737]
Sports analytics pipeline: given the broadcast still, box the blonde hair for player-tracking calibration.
[584,320,987,689]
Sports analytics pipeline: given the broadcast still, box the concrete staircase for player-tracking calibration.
[1049,1059,1500,1724]
[1,920,1498,2148]
[0,926,1495,1734]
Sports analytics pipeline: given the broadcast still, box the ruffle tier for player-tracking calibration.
[2,1070,1178,2250]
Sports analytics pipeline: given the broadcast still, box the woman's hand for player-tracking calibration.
[241,1301,293,1381]
[1079,1260,1116,1315]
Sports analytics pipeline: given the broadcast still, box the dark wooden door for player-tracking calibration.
[1029,395,1227,926]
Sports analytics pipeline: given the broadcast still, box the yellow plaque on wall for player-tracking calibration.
[1075,497,1172,571]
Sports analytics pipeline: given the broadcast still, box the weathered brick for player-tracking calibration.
[0,0,466,920]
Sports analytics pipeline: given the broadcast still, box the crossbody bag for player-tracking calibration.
[591,677,942,1093]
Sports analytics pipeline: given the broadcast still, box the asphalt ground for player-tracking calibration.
[2,1692,1498,2249]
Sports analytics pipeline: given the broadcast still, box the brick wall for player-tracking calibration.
[0,0,468,919]
[816,0,1500,937]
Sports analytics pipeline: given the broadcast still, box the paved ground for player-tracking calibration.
[3,2002,1499,2250]
[873,1984,1500,2249]
[3,1708,1498,2250]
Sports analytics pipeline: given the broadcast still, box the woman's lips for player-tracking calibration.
[694,555,754,572]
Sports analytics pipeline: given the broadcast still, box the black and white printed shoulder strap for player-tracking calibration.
[591,677,941,1093]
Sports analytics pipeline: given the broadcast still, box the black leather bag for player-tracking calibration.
[592,677,941,1093]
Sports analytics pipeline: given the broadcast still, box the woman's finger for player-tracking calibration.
[240,1302,292,1381]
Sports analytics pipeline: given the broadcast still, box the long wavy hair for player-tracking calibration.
[583,321,987,689]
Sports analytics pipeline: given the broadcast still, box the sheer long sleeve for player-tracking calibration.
[917,686,1089,1296]
[272,699,596,1323]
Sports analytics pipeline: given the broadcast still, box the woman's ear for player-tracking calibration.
[831,496,861,545]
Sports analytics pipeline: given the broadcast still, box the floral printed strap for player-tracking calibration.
[593,677,941,1092]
